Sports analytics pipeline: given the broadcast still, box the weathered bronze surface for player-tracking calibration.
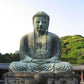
[9,11,73,73]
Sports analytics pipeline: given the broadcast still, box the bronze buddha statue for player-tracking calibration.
[9,11,73,73]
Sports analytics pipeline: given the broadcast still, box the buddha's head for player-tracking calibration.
[33,11,50,34]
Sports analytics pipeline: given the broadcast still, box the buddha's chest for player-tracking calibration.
[29,35,48,59]
[34,36,48,53]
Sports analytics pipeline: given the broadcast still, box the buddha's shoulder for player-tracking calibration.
[48,32,60,39]
[20,32,33,40]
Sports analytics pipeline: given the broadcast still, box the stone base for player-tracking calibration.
[4,72,80,84]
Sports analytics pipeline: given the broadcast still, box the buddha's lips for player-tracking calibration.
[37,27,46,31]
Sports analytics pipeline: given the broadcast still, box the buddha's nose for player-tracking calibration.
[39,21,42,26]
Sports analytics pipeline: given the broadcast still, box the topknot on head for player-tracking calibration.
[33,11,50,21]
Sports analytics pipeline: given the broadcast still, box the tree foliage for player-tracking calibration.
[60,35,84,64]
[0,52,20,63]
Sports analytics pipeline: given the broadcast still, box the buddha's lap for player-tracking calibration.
[10,61,72,69]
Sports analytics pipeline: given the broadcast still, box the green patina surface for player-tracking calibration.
[9,11,73,73]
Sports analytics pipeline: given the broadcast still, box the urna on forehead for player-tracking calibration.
[33,11,50,21]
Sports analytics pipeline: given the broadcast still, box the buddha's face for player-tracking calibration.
[33,16,49,34]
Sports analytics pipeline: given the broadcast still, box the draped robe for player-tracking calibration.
[9,32,73,73]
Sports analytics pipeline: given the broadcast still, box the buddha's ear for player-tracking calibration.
[47,21,49,29]
[32,21,34,27]
[32,20,34,24]
[46,28,48,33]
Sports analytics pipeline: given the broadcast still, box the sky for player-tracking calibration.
[0,0,84,54]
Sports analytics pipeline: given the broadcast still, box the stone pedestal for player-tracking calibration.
[4,72,80,84]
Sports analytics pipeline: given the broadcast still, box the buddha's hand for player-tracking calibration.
[47,57,60,63]
[31,59,49,63]
[21,56,32,62]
